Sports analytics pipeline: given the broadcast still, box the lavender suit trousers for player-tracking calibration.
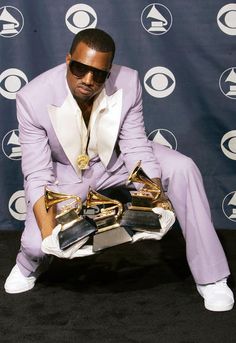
[16,144,230,285]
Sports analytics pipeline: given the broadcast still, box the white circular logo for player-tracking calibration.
[144,66,176,98]
[141,3,172,35]
[0,68,28,100]
[221,130,236,160]
[219,67,236,100]
[148,128,177,150]
[8,190,26,221]
[222,191,236,222]
[2,129,21,160]
[217,4,236,35]
[65,4,97,34]
[0,6,24,38]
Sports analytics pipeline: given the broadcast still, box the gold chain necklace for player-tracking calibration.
[77,111,90,170]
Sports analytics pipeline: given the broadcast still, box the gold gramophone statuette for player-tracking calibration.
[127,160,161,210]
[120,161,172,231]
[45,187,96,250]
[86,187,132,252]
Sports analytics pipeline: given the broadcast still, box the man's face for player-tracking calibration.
[66,41,112,103]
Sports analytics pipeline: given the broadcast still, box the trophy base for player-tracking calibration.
[93,226,133,252]
[58,217,97,250]
[120,209,161,232]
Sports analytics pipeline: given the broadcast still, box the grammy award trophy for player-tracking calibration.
[120,161,172,231]
[45,187,97,250]
[85,188,133,252]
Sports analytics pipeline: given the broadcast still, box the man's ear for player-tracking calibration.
[66,53,71,65]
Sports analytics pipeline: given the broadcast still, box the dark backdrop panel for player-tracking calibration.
[0,0,235,230]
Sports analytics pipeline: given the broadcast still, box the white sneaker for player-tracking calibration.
[197,278,234,311]
[4,264,36,294]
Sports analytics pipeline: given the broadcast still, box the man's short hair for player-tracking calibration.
[69,28,116,62]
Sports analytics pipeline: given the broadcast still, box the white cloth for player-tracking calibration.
[132,207,175,243]
[41,207,175,258]
[41,225,95,259]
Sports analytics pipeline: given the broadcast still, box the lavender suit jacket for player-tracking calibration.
[16,63,161,208]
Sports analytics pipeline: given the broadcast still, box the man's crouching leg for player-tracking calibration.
[152,143,234,311]
[4,209,51,294]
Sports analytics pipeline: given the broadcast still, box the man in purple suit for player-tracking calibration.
[4,28,234,311]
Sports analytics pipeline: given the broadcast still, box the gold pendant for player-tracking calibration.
[77,154,90,170]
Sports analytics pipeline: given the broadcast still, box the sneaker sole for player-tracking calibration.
[197,285,234,312]
[204,301,234,312]
[4,282,35,294]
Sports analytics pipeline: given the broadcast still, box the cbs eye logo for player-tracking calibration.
[221,130,236,160]
[65,4,97,34]
[8,190,26,221]
[0,6,24,38]
[141,3,173,35]
[0,68,28,100]
[222,191,236,222]
[217,3,236,35]
[219,67,236,100]
[144,66,176,98]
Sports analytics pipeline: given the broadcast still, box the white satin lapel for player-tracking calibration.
[47,95,82,177]
[97,89,123,167]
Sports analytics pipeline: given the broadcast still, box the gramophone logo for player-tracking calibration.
[219,67,236,100]
[141,3,172,35]
[0,68,28,100]
[148,129,177,150]
[0,6,24,38]
[8,190,26,221]
[2,129,22,160]
[65,4,97,34]
[83,205,100,216]
[221,130,236,160]
[222,191,236,222]
[217,4,236,36]
[144,66,176,98]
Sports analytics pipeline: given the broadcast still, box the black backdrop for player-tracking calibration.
[0,0,236,230]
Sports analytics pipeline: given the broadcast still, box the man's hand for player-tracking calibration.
[132,207,175,242]
[41,225,95,258]
[152,206,175,232]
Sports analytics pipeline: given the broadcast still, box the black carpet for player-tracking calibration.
[0,228,235,343]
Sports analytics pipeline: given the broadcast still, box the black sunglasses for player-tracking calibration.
[69,60,110,84]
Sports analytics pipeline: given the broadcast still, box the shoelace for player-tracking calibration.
[198,279,228,295]
[205,279,230,296]
[215,279,227,287]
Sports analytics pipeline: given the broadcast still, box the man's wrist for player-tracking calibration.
[41,226,54,239]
